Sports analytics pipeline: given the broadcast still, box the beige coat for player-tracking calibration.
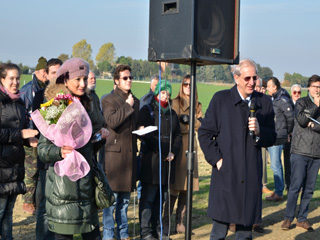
[171,97,203,191]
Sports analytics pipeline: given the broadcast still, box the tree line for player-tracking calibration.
[0,39,309,86]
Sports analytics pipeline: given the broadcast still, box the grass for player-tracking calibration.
[20,74,308,115]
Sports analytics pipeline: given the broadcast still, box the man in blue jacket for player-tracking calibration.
[266,77,294,201]
[198,59,276,239]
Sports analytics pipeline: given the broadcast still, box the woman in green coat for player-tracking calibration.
[37,58,108,239]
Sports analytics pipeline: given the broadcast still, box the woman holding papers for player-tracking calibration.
[138,81,182,240]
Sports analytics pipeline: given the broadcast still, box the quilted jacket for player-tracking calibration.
[37,83,105,235]
[0,91,28,195]
[291,95,320,158]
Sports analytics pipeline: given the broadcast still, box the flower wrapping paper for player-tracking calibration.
[31,98,92,181]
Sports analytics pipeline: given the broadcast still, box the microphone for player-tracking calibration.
[249,102,256,136]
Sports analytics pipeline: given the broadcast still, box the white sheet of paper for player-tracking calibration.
[132,126,158,136]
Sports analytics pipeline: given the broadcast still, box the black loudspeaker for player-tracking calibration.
[148,0,240,65]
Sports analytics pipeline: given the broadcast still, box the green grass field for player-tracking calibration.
[20,74,308,114]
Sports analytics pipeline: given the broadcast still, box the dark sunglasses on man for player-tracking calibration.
[120,76,134,80]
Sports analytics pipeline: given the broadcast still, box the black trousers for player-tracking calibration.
[283,141,291,189]
[139,183,168,239]
[210,220,252,240]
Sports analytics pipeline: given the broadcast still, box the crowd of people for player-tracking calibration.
[0,57,319,240]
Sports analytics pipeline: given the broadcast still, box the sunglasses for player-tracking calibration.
[293,91,301,95]
[241,76,258,82]
[183,82,191,87]
[120,76,133,80]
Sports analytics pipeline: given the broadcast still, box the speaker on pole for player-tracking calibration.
[148,0,240,65]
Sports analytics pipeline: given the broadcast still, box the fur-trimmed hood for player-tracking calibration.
[44,83,71,101]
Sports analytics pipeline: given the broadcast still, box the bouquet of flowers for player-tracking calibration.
[31,91,92,181]
[39,91,75,125]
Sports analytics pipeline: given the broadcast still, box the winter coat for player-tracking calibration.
[139,99,182,185]
[0,91,28,195]
[20,74,44,128]
[140,89,153,110]
[291,95,320,158]
[171,97,202,191]
[198,85,276,226]
[271,88,294,144]
[101,86,140,192]
[88,89,105,135]
[37,83,105,235]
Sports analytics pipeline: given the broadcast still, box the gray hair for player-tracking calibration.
[291,84,302,92]
[233,59,258,76]
[151,75,159,83]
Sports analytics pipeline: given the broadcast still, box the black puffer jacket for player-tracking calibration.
[291,95,320,158]
[271,88,294,144]
[0,91,28,195]
[139,99,182,185]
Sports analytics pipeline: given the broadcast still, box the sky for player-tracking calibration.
[1,0,319,80]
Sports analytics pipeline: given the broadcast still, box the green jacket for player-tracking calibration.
[37,95,105,235]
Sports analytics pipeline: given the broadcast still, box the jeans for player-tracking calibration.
[210,220,252,240]
[268,144,284,196]
[54,226,101,240]
[139,183,167,239]
[36,169,54,240]
[284,154,320,222]
[137,181,142,200]
[102,191,131,240]
[0,194,17,240]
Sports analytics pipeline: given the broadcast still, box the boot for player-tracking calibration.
[162,194,177,236]
[175,192,187,234]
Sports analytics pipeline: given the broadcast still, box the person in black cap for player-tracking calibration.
[20,56,48,215]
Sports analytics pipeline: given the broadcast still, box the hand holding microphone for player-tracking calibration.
[248,102,260,137]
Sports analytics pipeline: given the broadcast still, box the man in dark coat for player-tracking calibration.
[101,65,140,240]
[198,59,276,239]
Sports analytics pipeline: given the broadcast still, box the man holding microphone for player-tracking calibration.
[198,59,276,239]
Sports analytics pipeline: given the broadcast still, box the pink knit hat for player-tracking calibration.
[56,58,89,83]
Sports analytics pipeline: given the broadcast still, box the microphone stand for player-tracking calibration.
[185,61,196,240]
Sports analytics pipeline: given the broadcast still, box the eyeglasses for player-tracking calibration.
[183,82,191,87]
[293,91,301,95]
[310,85,320,89]
[241,76,258,82]
[120,76,133,80]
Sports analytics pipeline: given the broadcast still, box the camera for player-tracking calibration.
[92,132,102,143]
[179,114,189,124]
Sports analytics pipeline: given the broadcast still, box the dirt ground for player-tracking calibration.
[12,155,320,240]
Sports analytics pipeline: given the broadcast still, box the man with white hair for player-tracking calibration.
[140,75,159,109]
[291,84,302,105]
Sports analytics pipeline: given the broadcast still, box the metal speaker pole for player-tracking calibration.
[185,61,197,240]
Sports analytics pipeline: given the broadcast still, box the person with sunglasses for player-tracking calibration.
[101,65,140,240]
[283,83,303,194]
[281,75,320,232]
[291,84,302,105]
[162,74,203,236]
[198,59,276,239]
[266,77,294,202]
